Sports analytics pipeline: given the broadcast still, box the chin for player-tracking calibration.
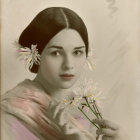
[59,81,76,89]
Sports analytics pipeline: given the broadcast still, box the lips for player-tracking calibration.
[59,74,75,80]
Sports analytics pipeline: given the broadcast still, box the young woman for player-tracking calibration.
[2,7,127,140]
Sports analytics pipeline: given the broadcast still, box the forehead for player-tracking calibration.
[46,29,85,48]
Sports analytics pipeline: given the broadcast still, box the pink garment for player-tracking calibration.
[74,115,90,130]
[2,79,93,140]
[10,110,90,140]
[11,118,39,140]
[2,79,64,140]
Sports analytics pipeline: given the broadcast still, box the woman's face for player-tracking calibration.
[38,29,86,90]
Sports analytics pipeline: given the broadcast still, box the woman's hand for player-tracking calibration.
[47,101,93,140]
[47,101,68,126]
[93,119,128,140]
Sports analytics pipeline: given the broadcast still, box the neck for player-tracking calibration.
[33,74,72,102]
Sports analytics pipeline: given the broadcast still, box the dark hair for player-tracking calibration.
[19,7,89,73]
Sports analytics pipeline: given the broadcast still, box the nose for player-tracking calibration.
[62,55,74,70]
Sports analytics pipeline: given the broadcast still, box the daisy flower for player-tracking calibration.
[60,93,82,108]
[72,79,104,109]
[61,79,105,131]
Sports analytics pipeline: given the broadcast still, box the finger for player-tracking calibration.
[46,101,54,117]
[47,102,61,119]
[96,128,116,137]
[93,119,119,130]
[47,101,56,112]
[55,108,67,125]
[62,122,79,135]
[48,101,55,108]
[53,104,61,118]
[62,122,73,134]
[102,135,112,140]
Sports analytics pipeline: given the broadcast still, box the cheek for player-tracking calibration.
[75,58,86,71]
[40,58,60,76]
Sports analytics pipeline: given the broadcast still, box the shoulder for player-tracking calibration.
[1,79,50,119]
[2,79,33,99]
[2,79,50,101]
[1,79,51,139]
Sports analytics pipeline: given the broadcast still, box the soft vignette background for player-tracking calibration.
[1,0,140,140]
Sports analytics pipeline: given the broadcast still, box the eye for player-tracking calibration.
[73,50,84,56]
[50,51,62,56]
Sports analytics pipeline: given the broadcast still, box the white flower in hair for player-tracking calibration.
[15,41,40,69]
[86,48,95,71]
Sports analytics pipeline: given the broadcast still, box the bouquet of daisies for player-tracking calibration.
[61,80,105,139]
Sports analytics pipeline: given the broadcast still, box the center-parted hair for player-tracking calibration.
[19,7,89,73]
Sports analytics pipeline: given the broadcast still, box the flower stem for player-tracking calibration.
[93,100,103,119]
[78,107,99,129]
[92,102,100,119]
[84,97,99,119]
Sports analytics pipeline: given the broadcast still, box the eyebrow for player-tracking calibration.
[47,46,63,49]
[74,46,85,50]
[47,45,85,49]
